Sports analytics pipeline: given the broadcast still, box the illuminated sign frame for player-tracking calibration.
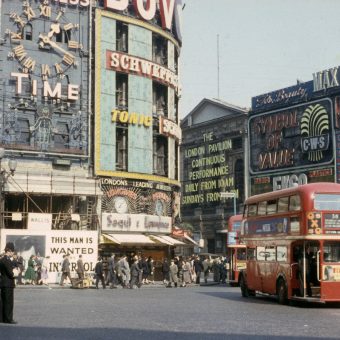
[103,0,179,32]
[248,98,334,175]
[106,51,179,93]
[159,115,181,140]
[250,167,335,195]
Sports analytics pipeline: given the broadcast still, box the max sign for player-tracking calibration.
[104,0,178,30]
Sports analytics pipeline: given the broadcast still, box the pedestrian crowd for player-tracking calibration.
[6,252,50,286]
[66,253,230,289]
[90,253,157,289]
[162,255,229,287]
[0,244,230,325]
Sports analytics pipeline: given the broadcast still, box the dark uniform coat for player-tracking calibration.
[76,259,85,279]
[0,255,15,323]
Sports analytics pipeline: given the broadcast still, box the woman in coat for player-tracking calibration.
[147,256,155,284]
[182,260,191,286]
[141,257,149,284]
[24,255,36,285]
[162,258,170,285]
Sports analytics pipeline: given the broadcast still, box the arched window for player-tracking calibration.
[24,23,32,41]
[54,122,70,149]
[17,119,30,145]
[56,29,71,43]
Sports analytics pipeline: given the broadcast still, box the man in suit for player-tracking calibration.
[95,257,106,289]
[106,254,117,288]
[130,258,142,289]
[0,242,17,324]
[76,255,85,288]
[169,260,178,288]
[118,255,130,288]
[60,254,71,286]
[193,256,204,284]
[76,255,85,280]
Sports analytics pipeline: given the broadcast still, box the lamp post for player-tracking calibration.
[0,147,17,229]
[221,191,237,216]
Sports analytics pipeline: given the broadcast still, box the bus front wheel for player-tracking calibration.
[240,275,249,298]
[277,279,288,305]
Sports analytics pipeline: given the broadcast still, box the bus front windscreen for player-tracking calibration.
[232,222,241,231]
[314,194,340,210]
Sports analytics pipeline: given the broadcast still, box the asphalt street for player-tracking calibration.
[1,284,340,340]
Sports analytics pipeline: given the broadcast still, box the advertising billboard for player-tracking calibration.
[1,229,98,284]
[249,99,334,175]
[251,168,335,195]
[251,81,314,113]
[181,131,238,210]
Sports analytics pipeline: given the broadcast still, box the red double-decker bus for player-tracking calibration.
[226,215,246,286]
[239,183,340,304]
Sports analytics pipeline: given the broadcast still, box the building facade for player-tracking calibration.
[0,0,96,229]
[180,99,248,254]
[249,65,340,196]
[0,0,185,282]
[94,1,184,265]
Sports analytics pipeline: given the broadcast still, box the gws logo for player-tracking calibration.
[301,104,330,162]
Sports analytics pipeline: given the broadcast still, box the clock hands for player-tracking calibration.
[38,23,75,64]
[39,34,75,64]
[47,23,61,38]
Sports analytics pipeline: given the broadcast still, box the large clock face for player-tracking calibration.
[7,1,83,79]
[114,196,129,214]
[155,199,164,216]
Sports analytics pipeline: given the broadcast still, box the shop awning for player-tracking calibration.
[103,234,155,245]
[160,235,185,245]
[150,235,172,245]
[101,233,187,246]
[183,234,200,247]
[102,234,121,244]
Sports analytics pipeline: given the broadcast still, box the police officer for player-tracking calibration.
[0,242,17,324]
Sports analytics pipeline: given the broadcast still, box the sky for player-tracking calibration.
[179,0,340,117]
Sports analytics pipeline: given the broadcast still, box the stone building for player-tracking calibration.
[0,0,185,282]
[180,98,248,254]
[94,1,185,264]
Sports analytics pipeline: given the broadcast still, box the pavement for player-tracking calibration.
[16,279,220,289]
[3,283,340,340]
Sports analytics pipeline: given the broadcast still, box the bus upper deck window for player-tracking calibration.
[267,199,277,215]
[248,204,257,216]
[258,201,267,215]
[278,197,289,212]
[289,195,301,211]
[243,205,248,218]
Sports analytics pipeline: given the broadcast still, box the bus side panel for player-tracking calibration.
[263,262,278,294]
[321,282,340,301]
[247,260,262,291]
